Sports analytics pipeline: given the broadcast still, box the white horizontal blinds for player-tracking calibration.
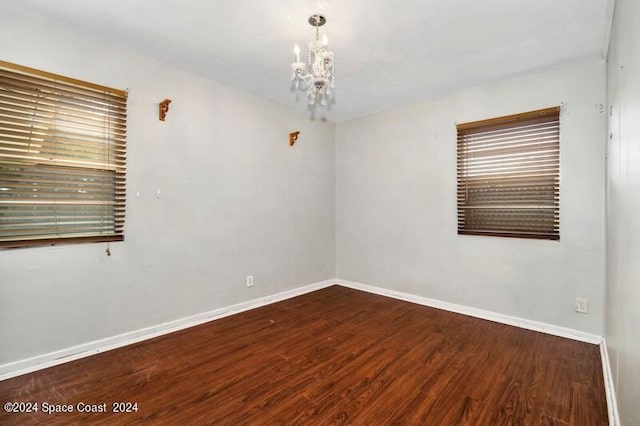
[0,61,127,248]
[456,107,560,240]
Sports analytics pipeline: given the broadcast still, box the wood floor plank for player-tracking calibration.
[0,285,608,425]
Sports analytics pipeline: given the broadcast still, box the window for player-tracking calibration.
[456,107,560,240]
[0,61,127,248]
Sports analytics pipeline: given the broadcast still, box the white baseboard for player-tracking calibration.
[600,339,620,425]
[0,279,336,381]
[336,279,603,345]
[1,278,605,382]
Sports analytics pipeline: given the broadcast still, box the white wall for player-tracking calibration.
[605,0,640,423]
[336,58,606,335]
[0,4,612,374]
[0,7,336,365]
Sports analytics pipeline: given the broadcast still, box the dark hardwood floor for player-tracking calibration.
[0,285,608,425]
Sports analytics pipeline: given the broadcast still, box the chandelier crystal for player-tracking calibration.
[291,14,335,106]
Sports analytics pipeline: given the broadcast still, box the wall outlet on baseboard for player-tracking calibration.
[246,275,254,287]
[575,297,588,314]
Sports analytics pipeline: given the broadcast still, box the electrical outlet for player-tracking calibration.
[246,275,254,287]
[575,297,588,314]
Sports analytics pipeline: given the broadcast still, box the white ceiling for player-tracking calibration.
[1,0,610,122]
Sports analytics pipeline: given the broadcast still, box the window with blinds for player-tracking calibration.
[456,107,560,240]
[0,61,127,248]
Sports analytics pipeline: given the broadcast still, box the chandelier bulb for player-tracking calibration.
[293,44,301,62]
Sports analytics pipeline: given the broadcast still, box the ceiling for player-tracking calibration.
[1,0,611,122]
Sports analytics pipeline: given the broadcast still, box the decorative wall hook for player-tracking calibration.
[289,131,300,146]
[159,99,172,121]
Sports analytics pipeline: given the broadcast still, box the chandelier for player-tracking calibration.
[291,14,335,106]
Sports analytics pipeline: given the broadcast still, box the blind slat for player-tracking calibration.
[0,97,127,126]
[0,113,127,137]
[0,122,126,144]
[0,68,127,105]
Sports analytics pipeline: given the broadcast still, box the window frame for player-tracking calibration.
[0,61,127,249]
[456,106,560,241]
